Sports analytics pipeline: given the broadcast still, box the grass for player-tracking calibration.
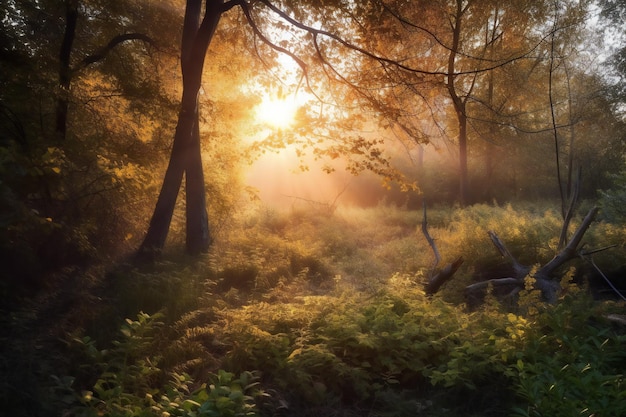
[2,200,626,417]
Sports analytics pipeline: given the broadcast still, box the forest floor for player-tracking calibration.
[2,201,626,417]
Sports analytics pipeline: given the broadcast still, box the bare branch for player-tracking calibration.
[538,206,599,277]
[579,245,618,256]
[580,249,626,301]
[425,256,464,296]
[465,277,522,293]
[73,33,157,73]
[488,231,530,278]
[421,201,441,270]
[239,1,307,73]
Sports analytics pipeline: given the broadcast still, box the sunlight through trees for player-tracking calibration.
[1,1,625,415]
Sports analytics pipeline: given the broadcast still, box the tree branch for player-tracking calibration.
[465,277,522,293]
[258,0,447,77]
[538,206,599,278]
[425,256,464,296]
[488,230,529,278]
[239,1,307,73]
[421,201,441,270]
[377,0,555,74]
[73,33,157,73]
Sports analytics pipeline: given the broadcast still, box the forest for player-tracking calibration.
[1,0,626,416]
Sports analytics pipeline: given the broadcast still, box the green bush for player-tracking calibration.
[599,170,626,223]
[8,204,626,417]
[511,291,626,417]
[59,312,264,417]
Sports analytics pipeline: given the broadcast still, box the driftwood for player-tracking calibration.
[422,202,464,295]
[465,206,599,304]
[425,256,464,295]
[420,202,606,305]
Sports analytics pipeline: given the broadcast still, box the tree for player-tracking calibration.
[330,0,553,205]
[598,0,626,111]
[0,0,184,291]
[137,0,624,257]
[138,0,222,258]
[137,0,425,257]
[55,0,157,141]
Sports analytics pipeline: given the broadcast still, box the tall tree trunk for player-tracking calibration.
[138,0,222,258]
[457,112,469,205]
[447,0,469,206]
[137,125,187,258]
[56,0,79,141]
[186,112,210,254]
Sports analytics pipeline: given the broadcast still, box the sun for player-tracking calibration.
[255,96,297,129]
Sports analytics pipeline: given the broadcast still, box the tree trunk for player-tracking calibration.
[447,0,469,206]
[136,133,187,259]
[185,113,210,254]
[457,112,469,205]
[138,0,222,259]
[56,0,79,141]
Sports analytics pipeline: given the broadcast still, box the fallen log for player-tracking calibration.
[421,204,601,305]
[425,256,464,296]
[421,201,464,295]
[487,231,530,278]
[465,206,599,304]
[536,206,599,279]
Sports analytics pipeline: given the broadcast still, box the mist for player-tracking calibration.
[245,146,400,209]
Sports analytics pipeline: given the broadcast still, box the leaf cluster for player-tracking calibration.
[49,312,263,417]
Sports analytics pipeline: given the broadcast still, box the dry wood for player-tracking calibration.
[465,206,599,304]
[421,201,463,295]
[421,203,600,304]
[465,277,521,293]
[488,231,529,278]
[422,202,441,270]
[537,206,598,278]
[425,256,464,295]
[606,314,626,326]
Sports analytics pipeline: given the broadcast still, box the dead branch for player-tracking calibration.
[465,277,522,293]
[425,256,464,296]
[466,206,600,305]
[538,206,598,278]
[421,201,463,295]
[488,231,529,278]
[579,244,618,256]
[606,314,626,326]
[582,253,626,302]
[422,201,441,270]
[464,277,521,308]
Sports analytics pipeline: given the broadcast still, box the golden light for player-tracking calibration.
[255,96,298,129]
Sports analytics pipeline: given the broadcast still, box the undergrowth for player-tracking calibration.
[2,202,626,417]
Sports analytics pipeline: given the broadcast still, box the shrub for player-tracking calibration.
[510,290,626,417]
[59,312,264,417]
[599,170,626,223]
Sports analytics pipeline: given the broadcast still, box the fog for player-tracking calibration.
[246,144,404,208]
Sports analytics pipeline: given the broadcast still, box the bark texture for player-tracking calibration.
[138,0,224,258]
